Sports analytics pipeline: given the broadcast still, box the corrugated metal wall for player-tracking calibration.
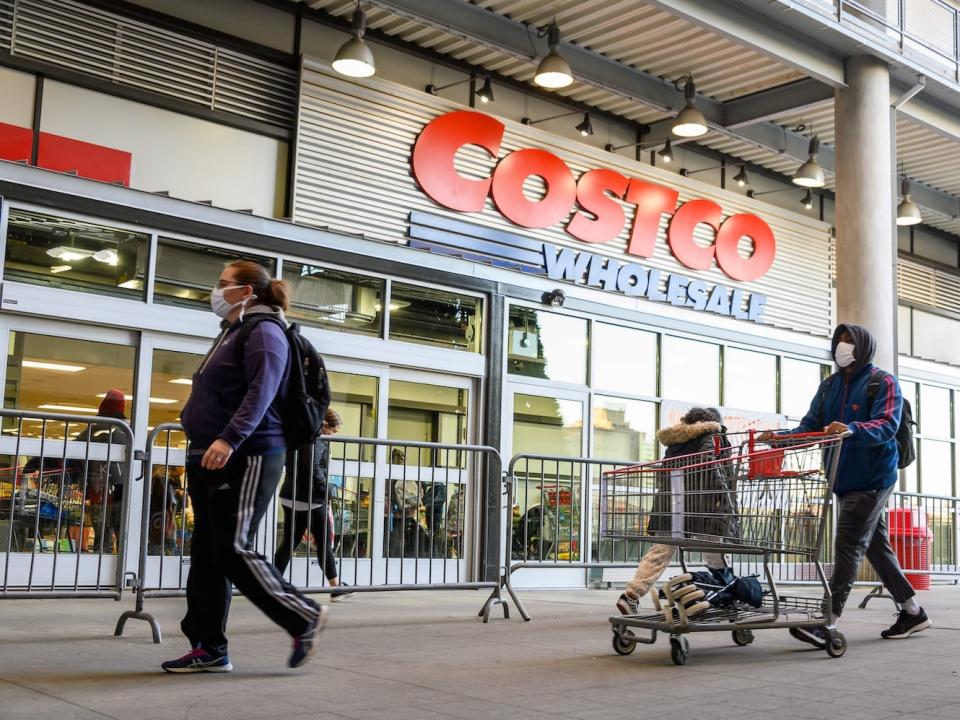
[899,255,960,316]
[294,60,834,337]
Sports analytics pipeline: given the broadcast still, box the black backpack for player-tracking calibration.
[233,315,331,449]
[819,370,915,469]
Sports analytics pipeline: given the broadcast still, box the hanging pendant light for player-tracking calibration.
[332,6,376,78]
[801,190,814,209]
[534,22,573,89]
[733,165,749,187]
[792,136,826,188]
[896,177,922,226]
[672,76,708,138]
[657,138,673,163]
[575,113,594,136]
[475,76,495,104]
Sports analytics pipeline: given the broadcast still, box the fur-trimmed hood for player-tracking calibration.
[657,420,722,447]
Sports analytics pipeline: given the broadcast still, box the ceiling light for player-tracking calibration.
[22,360,86,372]
[46,246,93,262]
[657,138,673,163]
[792,136,826,188]
[38,404,98,414]
[149,397,177,404]
[49,265,72,274]
[575,113,594,137]
[672,76,708,138]
[169,378,193,385]
[801,190,814,210]
[896,177,922,226]
[475,76,495,104]
[534,22,573,89]
[332,6,376,78]
[733,165,749,187]
[92,248,118,265]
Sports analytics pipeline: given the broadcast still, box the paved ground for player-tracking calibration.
[1,585,959,720]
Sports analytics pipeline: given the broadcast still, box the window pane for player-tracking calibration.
[4,209,148,298]
[723,348,776,412]
[512,395,583,562]
[508,306,587,385]
[387,380,469,467]
[901,380,918,420]
[920,385,951,439]
[592,324,656,396]
[661,336,719,405]
[283,263,383,336]
[153,238,273,309]
[781,358,824,420]
[148,349,202,450]
[920,439,953,496]
[389,284,481,353]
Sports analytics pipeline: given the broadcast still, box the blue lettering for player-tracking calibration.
[666,274,689,307]
[730,288,749,320]
[685,280,708,310]
[705,285,731,316]
[748,293,767,323]
[646,269,668,302]
[617,263,648,297]
[587,254,621,290]
[543,244,591,283]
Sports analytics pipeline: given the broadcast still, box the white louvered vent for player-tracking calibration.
[898,256,960,317]
[9,0,295,129]
[0,0,13,53]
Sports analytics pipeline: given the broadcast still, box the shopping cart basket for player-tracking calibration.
[601,430,849,665]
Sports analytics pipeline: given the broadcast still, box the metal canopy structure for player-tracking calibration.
[294,0,960,241]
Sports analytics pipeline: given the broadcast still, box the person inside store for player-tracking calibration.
[759,323,931,644]
[161,260,325,674]
[616,407,739,618]
[275,408,352,600]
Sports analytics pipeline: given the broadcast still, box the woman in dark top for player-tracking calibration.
[161,260,325,674]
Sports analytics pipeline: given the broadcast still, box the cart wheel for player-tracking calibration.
[825,631,846,658]
[669,637,689,666]
[732,629,754,646]
[612,631,637,656]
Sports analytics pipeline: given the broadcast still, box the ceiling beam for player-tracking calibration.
[722,78,834,128]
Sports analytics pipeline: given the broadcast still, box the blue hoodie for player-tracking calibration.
[791,324,902,496]
[181,306,290,457]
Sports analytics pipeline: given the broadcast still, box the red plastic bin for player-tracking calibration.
[888,508,932,591]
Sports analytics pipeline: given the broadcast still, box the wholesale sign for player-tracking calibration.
[410,110,774,322]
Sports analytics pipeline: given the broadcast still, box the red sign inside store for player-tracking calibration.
[411,110,775,283]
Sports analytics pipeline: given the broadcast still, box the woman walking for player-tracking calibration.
[161,260,326,673]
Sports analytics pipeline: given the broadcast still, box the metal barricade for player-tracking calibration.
[116,426,510,643]
[0,409,137,600]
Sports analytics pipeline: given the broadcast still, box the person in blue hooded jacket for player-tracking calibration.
[761,323,930,646]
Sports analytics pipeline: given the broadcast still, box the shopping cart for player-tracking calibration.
[601,430,849,665]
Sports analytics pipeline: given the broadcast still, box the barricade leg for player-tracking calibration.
[857,583,898,610]
[114,582,162,643]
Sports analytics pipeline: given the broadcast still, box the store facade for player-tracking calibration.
[1,0,960,590]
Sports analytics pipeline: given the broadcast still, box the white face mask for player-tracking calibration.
[835,341,856,368]
[210,284,252,320]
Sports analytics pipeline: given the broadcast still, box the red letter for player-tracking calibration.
[667,199,721,271]
[491,149,576,228]
[625,179,679,257]
[566,169,629,244]
[411,110,504,212]
[715,214,776,281]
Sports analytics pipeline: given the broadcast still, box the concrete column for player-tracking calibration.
[834,55,897,370]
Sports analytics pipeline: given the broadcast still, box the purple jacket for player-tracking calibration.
[181,307,290,456]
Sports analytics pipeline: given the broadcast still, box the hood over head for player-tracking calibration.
[831,323,876,375]
[657,420,722,447]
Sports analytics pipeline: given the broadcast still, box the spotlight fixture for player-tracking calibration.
[332,5,376,78]
[475,76,495,104]
[801,190,814,210]
[672,76,708,138]
[534,22,573,89]
[522,110,592,137]
[733,165,749,187]
[792,136,825,188]
[426,73,495,105]
[658,138,673,163]
[542,288,566,307]
[896,177,922,226]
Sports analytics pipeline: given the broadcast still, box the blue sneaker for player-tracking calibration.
[161,646,233,673]
[288,606,329,669]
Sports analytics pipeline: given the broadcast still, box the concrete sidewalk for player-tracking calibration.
[1,586,959,720]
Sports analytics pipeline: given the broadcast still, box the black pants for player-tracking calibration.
[829,484,916,617]
[181,451,320,653]
[275,503,338,582]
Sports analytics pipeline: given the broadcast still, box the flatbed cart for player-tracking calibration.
[601,430,850,665]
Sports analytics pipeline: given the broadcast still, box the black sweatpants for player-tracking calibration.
[829,484,916,617]
[275,503,338,582]
[181,451,320,653]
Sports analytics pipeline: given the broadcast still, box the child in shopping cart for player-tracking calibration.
[617,407,740,618]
